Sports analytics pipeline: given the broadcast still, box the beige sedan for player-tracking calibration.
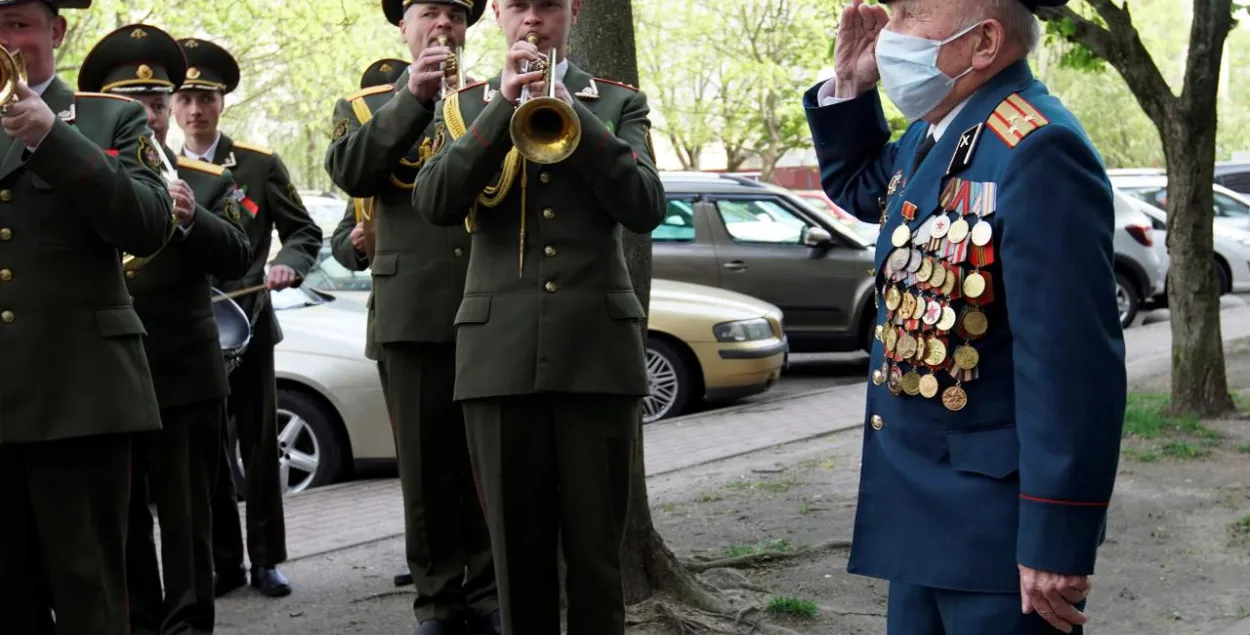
[265,251,787,494]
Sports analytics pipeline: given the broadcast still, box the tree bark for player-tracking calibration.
[1038,0,1237,417]
[568,0,687,605]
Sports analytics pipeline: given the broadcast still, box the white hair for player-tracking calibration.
[972,0,1042,54]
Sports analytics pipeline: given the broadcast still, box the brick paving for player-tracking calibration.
[227,306,1250,562]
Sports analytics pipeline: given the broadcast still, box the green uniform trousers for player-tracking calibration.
[212,312,287,570]
[0,433,132,635]
[127,400,223,635]
[462,394,637,635]
[378,342,497,623]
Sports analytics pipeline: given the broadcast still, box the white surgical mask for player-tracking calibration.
[875,22,980,121]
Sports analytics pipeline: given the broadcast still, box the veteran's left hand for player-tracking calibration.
[1019,565,1090,633]
[267,264,299,291]
[1,81,55,148]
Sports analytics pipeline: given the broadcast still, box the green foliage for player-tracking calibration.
[765,595,818,619]
[1121,392,1222,460]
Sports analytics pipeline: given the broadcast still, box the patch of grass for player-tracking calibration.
[659,502,678,513]
[725,478,798,494]
[697,492,723,503]
[1231,515,1250,549]
[725,538,793,558]
[1122,393,1221,460]
[1237,444,1250,455]
[765,595,818,619]
[798,503,813,515]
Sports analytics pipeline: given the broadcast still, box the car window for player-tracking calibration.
[715,198,808,244]
[306,248,373,291]
[1213,192,1250,219]
[653,198,696,242]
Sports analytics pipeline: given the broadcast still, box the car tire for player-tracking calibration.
[643,336,693,424]
[1115,272,1140,329]
[276,389,345,495]
[1215,258,1231,296]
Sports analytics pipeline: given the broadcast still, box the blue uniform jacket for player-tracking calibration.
[804,60,1127,593]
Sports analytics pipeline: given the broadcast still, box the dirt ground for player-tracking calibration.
[639,339,1250,635]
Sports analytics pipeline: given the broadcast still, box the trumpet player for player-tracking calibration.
[77,22,252,635]
[413,0,665,632]
[324,2,500,634]
[0,1,176,633]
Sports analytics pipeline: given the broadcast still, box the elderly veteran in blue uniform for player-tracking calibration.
[804,0,1126,632]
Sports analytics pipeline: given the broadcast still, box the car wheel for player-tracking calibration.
[1215,258,1231,295]
[275,390,344,495]
[643,337,693,424]
[1115,272,1140,329]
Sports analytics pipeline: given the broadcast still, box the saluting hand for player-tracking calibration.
[501,38,544,105]
[168,179,196,226]
[833,0,888,99]
[408,45,451,103]
[1019,565,1090,633]
[350,222,367,253]
[1,81,56,149]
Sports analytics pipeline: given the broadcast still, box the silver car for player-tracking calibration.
[1111,188,1165,328]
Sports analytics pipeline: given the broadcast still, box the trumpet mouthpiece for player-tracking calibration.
[526,32,539,44]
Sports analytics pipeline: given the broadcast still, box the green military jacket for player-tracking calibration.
[328,199,379,360]
[125,149,252,408]
[414,64,666,400]
[0,78,174,444]
[195,134,322,345]
[324,73,471,345]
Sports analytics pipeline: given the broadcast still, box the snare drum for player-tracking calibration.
[213,287,253,375]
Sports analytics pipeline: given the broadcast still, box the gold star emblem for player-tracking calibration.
[136,64,153,80]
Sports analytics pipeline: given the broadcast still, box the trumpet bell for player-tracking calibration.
[0,46,27,108]
[510,96,580,165]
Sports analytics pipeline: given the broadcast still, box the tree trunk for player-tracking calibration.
[568,0,689,606]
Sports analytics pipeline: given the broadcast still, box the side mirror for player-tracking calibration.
[802,226,833,248]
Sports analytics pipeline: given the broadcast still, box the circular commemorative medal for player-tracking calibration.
[901,292,916,317]
[919,373,940,398]
[885,286,902,311]
[896,333,918,359]
[941,269,958,296]
[947,218,970,243]
[963,270,987,299]
[916,257,934,283]
[901,370,922,396]
[932,214,951,239]
[872,368,885,385]
[891,224,912,248]
[925,337,948,366]
[884,327,899,353]
[929,260,947,289]
[888,248,911,275]
[911,295,926,321]
[954,344,980,370]
[970,220,994,247]
[942,385,968,412]
[887,366,903,395]
[923,299,942,325]
[914,337,928,363]
[937,305,958,332]
[962,307,989,337]
[916,216,936,243]
[907,249,924,273]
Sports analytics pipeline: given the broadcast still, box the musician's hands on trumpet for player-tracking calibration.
[0,80,54,147]
[502,33,570,106]
[169,179,197,226]
[407,38,453,102]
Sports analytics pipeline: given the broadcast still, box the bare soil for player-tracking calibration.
[635,340,1250,635]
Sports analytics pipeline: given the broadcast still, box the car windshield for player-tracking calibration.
[302,246,373,292]
[271,285,326,310]
[302,196,348,236]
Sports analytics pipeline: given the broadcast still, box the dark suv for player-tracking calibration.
[654,172,877,354]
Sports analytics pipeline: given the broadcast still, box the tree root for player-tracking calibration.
[631,595,804,635]
[681,538,852,573]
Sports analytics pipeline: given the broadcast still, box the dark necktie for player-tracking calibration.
[912,132,936,171]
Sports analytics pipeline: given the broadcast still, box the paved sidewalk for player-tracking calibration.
[234,306,1250,562]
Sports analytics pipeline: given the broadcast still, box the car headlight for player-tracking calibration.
[714,318,774,343]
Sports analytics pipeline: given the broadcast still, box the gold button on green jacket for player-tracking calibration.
[0,79,174,444]
[412,65,666,401]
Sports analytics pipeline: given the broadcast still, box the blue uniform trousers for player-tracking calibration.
[888,582,1084,634]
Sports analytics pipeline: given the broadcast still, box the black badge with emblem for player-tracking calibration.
[224,195,242,224]
[946,123,983,176]
[332,117,349,141]
[137,135,163,172]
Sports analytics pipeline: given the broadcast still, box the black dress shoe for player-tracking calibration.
[250,566,292,597]
[393,571,414,587]
[465,610,502,635]
[214,566,247,598]
[414,619,467,635]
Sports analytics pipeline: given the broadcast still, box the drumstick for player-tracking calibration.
[210,276,303,304]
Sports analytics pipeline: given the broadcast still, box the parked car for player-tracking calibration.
[1124,190,1250,300]
[655,171,877,354]
[298,190,348,237]
[790,189,880,242]
[1108,169,1250,231]
[266,245,788,494]
[1215,161,1250,196]
[1110,188,1165,328]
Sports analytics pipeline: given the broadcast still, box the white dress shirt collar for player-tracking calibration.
[183,131,223,162]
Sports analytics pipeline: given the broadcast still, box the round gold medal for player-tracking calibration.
[942,385,968,412]
[919,373,940,398]
[892,224,911,248]
[970,220,994,247]
[887,369,903,395]
[917,257,934,283]
[963,271,987,299]
[914,336,928,362]
[941,269,957,296]
[937,306,958,332]
[947,218,970,243]
[911,295,926,321]
[901,292,916,317]
[884,327,899,353]
[954,344,980,370]
[884,286,902,311]
[962,308,989,337]
[896,333,918,359]
[872,369,885,385]
[929,261,947,289]
[901,371,922,396]
[925,337,948,366]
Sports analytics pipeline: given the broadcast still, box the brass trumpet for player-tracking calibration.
[122,135,181,273]
[0,44,27,115]
[438,35,465,98]
[509,33,580,165]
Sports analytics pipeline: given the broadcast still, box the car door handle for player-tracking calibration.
[722,260,747,272]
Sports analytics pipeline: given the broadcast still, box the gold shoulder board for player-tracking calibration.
[233,141,274,156]
[346,84,394,101]
[176,156,226,176]
[593,78,639,92]
[987,94,1050,149]
[74,91,135,103]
